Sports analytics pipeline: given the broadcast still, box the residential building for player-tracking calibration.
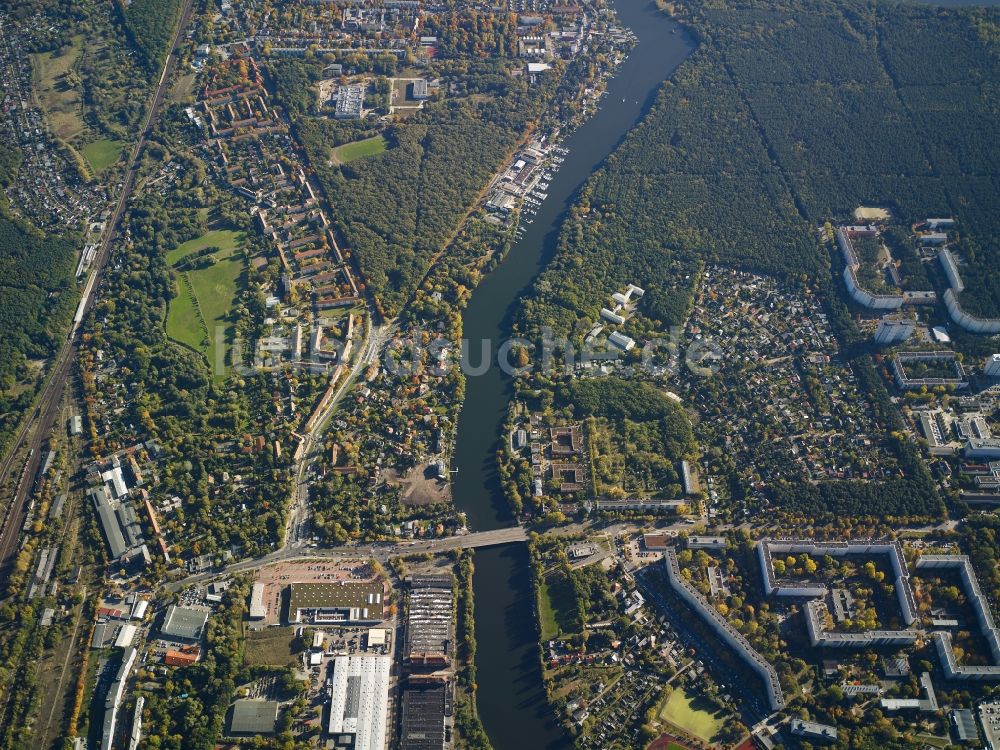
[917,555,1000,680]
[986,354,1000,379]
[874,317,915,345]
[663,549,785,711]
[790,719,838,742]
[607,331,635,351]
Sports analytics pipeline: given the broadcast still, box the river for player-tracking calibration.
[450,1,694,748]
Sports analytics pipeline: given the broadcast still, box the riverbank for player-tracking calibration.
[451,0,697,747]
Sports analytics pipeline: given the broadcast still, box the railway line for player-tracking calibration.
[0,0,197,581]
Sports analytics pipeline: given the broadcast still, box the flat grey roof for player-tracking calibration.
[162,605,209,641]
[229,700,279,735]
[90,486,127,559]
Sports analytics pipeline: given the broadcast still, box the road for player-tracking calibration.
[167,525,528,591]
[285,321,395,548]
[0,0,197,578]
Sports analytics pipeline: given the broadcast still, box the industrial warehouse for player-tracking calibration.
[287,581,385,624]
[403,575,454,667]
[327,655,392,750]
[400,574,455,749]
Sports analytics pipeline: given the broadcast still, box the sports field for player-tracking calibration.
[165,230,245,379]
[82,139,124,172]
[538,577,560,640]
[538,571,581,640]
[657,689,723,743]
[332,135,387,164]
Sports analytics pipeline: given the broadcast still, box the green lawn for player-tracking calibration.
[81,138,124,173]
[657,689,724,743]
[165,231,245,379]
[165,228,243,266]
[332,135,387,164]
[166,273,205,350]
[538,577,561,641]
[538,571,580,640]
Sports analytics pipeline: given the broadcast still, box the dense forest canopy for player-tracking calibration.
[296,60,560,317]
[117,0,183,75]
[560,377,691,427]
[519,0,1000,341]
[0,217,78,456]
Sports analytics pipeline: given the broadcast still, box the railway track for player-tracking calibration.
[0,0,197,581]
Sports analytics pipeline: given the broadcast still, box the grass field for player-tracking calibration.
[913,735,950,749]
[81,139,123,173]
[165,229,243,266]
[166,273,206,348]
[538,571,580,640]
[332,135,387,164]
[165,230,245,379]
[538,577,561,640]
[168,72,197,104]
[658,689,724,744]
[244,627,300,667]
[31,35,88,140]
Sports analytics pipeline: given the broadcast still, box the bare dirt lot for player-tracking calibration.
[386,462,452,506]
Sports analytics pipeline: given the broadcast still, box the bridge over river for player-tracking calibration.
[165,525,527,591]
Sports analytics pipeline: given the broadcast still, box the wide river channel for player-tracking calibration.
[451,1,694,748]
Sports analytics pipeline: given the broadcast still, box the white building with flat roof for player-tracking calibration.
[607,331,635,351]
[328,655,391,750]
[600,307,626,325]
[249,583,267,620]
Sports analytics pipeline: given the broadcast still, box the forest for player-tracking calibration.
[559,378,692,428]
[519,0,1000,342]
[0,217,78,457]
[296,61,560,317]
[118,0,183,75]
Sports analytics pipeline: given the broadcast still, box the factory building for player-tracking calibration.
[404,575,453,668]
[327,655,391,750]
[161,605,210,642]
[400,681,448,750]
[100,647,137,750]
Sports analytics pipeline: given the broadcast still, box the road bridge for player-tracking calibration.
[165,525,527,591]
